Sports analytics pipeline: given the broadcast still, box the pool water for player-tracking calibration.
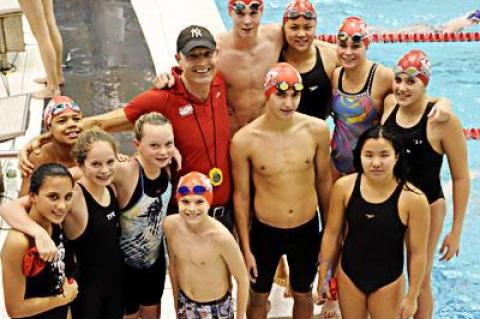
[216,1,480,318]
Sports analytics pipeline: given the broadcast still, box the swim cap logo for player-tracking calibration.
[420,58,432,77]
[264,70,279,89]
[190,28,203,38]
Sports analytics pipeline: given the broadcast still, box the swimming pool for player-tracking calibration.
[215,1,480,318]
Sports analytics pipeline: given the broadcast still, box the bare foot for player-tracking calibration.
[320,299,340,318]
[34,77,65,85]
[31,88,61,99]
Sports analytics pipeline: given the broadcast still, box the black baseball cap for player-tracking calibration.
[176,25,217,55]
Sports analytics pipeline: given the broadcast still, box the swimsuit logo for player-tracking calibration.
[190,28,203,38]
[413,139,423,145]
[309,85,319,92]
[365,213,375,219]
[406,149,412,154]
[216,92,221,99]
[106,212,116,221]
[179,104,193,117]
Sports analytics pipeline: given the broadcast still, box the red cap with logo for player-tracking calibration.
[283,0,317,24]
[264,63,303,100]
[395,49,432,87]
[337,16,370,48]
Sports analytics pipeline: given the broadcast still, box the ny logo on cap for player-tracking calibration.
[190,28,203,38]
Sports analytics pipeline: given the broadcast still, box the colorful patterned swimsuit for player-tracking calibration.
[331,64,379,174]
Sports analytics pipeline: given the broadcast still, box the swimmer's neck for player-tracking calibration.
[397,96,428,117]
[51,139,74,163]
[362,174,398,193]
[80,178,107,198]
[262,111,296,131]
[136,155,162,179]
[283,46,316,64]
[29,206,53,235]
[185,215,213,234]
[231,29,260,49]
[181,75,210,102]
[342,59,372,82]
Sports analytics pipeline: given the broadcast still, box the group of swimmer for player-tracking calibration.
[0,0,475,318]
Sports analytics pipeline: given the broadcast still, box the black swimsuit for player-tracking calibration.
[15,226,71,319]
[341,175,406,295]
[280,46,332,119]
[70,185,123,319]
[383,102,444,203]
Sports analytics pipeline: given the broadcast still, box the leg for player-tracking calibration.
[337,265,368,319]
[247,289,270,319]
[368,274,405,319]
[139,305,161,319]
[18,0,60,98]
[123,311,141,319]
[415,199,446,319]
[41,0,64,83]
[291,290,313,319]
[286,215,321,319]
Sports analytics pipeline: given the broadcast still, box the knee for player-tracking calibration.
[248,290,269,308]
[291,291,313,305]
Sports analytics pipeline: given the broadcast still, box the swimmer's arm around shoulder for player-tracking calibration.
[0,197,56,259]
[440,115,470,260]
[2,233,67,317]
[427,97,452,123]
[81,108,133,132]
[404,191,430,301]
[163,217,180,313]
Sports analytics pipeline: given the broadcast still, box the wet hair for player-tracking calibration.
[134,112,171,140]
[29,163,74,194]
[353,125,409,184]
[72,128,119,165]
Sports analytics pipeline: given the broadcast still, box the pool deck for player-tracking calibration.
[0,0,335,318]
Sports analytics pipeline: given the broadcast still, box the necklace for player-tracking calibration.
[184,85,223,186]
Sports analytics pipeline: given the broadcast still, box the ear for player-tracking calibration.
[29,193,37,205]
[133,139,140,148]
[175,53,181,63]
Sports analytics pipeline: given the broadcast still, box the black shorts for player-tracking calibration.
[123,246,167,315]
[250,213,321,293]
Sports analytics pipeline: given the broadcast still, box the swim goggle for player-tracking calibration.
[177,185,209,197]
[284,9,316,20]
[49,102,81,116]
[337,32,366,43]
[276,81,304,92]
[394,65,431,78]
[231,1,262,14]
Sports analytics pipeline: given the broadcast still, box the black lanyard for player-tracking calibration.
[184,87,217,170]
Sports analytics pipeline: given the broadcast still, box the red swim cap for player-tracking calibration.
[282,0,317,24]
[43,96,82,129]
[176,172,213,206]
[264,63,303,100]
[337,16,370,48]
[395,50,432,87]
